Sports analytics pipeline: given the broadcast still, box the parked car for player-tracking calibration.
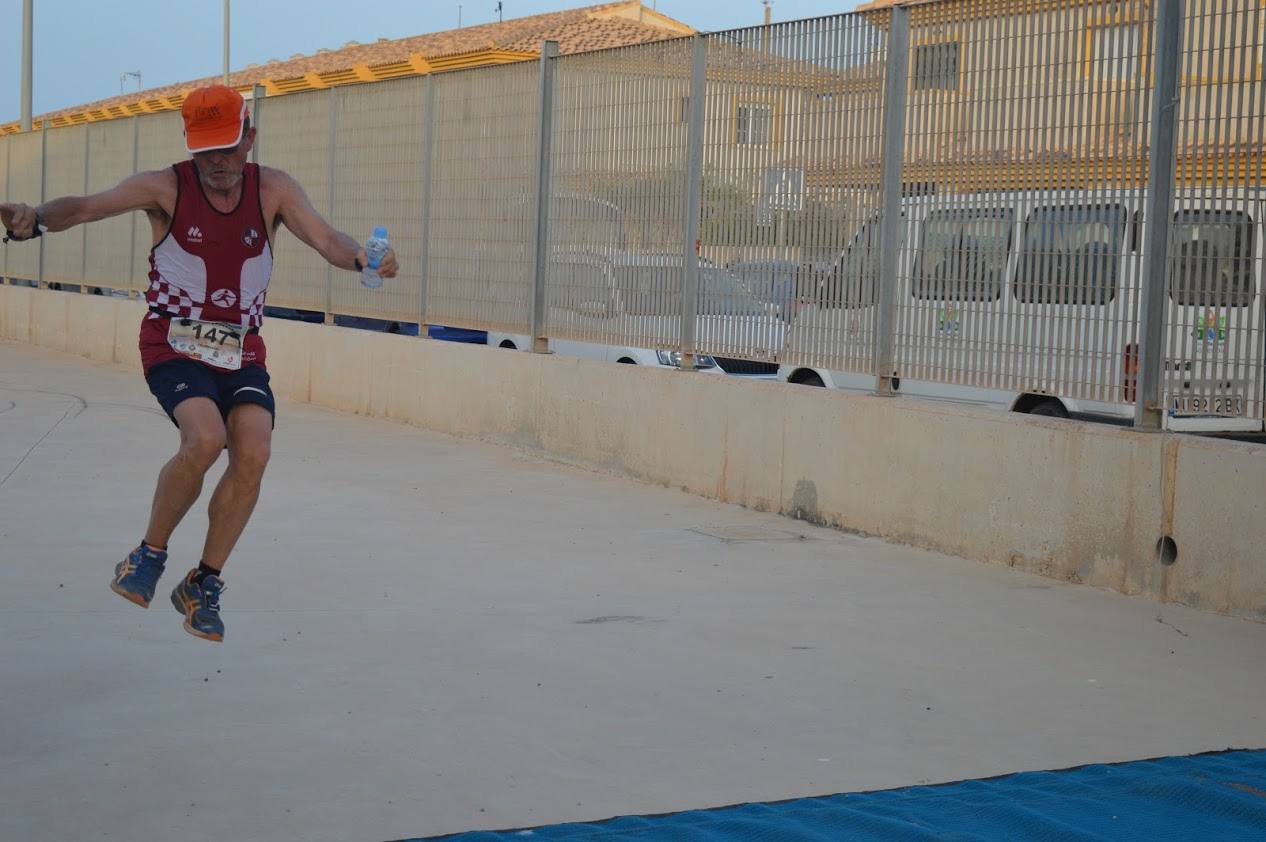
[332,316,489,343]
[726,258,801,320]
[265,307,488,344]
[263,305,326,324]
[487,252,784,374]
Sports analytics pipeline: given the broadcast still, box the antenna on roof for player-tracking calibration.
[458,4,462,27]
[495,1,503,23]
[120,70,142,94]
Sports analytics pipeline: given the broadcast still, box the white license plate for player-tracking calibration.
[1170,395,1245,417]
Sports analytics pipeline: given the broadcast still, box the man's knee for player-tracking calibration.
[171,397,227,470]
[179,427,227,470]
[230,436,271,478]
[227,404,273,478]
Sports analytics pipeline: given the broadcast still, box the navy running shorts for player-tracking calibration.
[145,358,276,427]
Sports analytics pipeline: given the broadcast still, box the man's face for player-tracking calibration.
[192,127,256,192]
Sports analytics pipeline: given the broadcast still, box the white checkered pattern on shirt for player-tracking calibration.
[245,289,267,329]
[146,278,203,321]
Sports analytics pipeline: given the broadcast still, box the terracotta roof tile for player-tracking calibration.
[32,2,692,123]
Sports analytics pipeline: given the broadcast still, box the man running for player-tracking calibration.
[0,85,398,642]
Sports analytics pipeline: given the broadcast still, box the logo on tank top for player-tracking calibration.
[242,227,260,248]
[210,288,238,308]
[187,226,204,244]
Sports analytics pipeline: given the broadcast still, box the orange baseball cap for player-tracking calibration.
[181,85,250,153]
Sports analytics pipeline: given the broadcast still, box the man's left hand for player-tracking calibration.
[357,247,399,279]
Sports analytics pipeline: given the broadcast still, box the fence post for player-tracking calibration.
[250,84,265,165]
[80,125,90,289]
[128,117,140,297]
[529,41,560,353]
[2,137,9,278]
[1135,0,1184,430]
[37,120,46,288]
[679,34,708,371]
[873,6,910,396]
[419,75,436,336]
[325,87,337,325]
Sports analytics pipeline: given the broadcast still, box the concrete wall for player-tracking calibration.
[4,284,1265,620]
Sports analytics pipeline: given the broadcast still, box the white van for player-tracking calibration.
[490,253,784,373]
[778,190,1264,433]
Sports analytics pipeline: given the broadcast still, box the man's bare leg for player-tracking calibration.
[112,397,226,608]
[200,403,272,571]
[168,403,270,642]
[143,398,228,550]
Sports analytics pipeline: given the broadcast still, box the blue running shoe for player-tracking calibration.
[110,544,167,608]
[171,571,225,642]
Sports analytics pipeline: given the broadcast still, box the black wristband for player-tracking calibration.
[3,214,43,243]
[2,210,45,243]
[353,257,364,272]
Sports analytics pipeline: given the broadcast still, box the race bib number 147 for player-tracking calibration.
[167,319,243,370]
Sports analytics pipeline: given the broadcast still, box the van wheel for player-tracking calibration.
[790,370,825,387]
[617,358,637,365]
[499,340,517,350]
[1028,399,1069,418]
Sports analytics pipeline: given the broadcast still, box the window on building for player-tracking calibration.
[736,104,773,145]
[912,41,960,91]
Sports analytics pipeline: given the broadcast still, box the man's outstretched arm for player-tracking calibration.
[270,169,398,277]
[1,170,169,239]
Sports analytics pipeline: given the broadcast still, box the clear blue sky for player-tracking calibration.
[1,0,855,122]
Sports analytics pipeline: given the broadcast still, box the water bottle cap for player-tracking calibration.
[373,227,388,239]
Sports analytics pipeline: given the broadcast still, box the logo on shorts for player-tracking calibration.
[211,288,238,308]
[175,383,188,392]
[242,227,260,248]
[187,226,204,244]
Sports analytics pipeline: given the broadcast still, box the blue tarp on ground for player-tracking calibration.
[410,749,1266,841]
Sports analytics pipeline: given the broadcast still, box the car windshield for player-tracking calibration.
[729,262,798,306]
[699,268,767,316]
[613,258,767,316]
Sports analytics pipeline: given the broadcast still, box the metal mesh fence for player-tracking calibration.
[5,130,43,281]
[703,16,889,372]
[543,38,693,350]
[132,110,186,292]
[890,0,1156,408]
[425,61,539,334]
[331,77,426,323]
[4,3,1264,427]
[255,90,334,314]
[83,119,137,291]
[0,134,11,275]
[1163,0,1265,420]
[41,125,88,285]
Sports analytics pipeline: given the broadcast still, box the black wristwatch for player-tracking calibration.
[353,256,364,272]
[3,212,45,243]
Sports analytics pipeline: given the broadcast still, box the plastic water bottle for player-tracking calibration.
[361,227,389,289]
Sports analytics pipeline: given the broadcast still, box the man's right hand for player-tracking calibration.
[1,202,40,241]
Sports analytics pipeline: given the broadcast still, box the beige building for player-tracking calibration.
[853,0,1264,189]
[1,2,693,135]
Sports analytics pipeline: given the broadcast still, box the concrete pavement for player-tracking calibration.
[2,341,1264,842]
